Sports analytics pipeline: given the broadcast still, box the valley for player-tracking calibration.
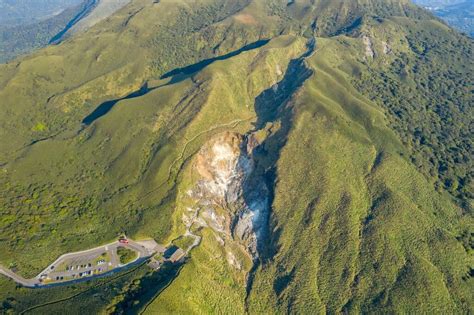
[0,0,131,63]
[48,0,99,45]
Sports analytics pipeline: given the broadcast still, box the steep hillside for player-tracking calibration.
[352,17,473,211]
[62,0,131,37]
[0,0,472,313]
[414,0,474,36]
[0,0,97,63]
[0,0,133,63]
[0,0,82,27]
[247,33,472,313]
[149,14,473,314]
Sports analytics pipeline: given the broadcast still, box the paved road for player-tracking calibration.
[0,238,155,288]
[0,266,38,287]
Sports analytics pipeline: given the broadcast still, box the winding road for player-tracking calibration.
[0,238,156,288]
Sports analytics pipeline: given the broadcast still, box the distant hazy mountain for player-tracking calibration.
[0,0,130,63]
[0,0,96,63]
[415,0,466,5]
[414,0,474,36]
[0,0,82,27]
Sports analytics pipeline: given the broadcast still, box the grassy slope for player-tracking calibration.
[0,0,274,157]
[0,0,285,278]
[145,35,307,314]
[247,35,472,313]
[0,0,472,313]
[148,8,473,315]
[352,16,473,210]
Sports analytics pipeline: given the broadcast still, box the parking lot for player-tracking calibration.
[42,251,115,283]
[37,241,142,284]
[1,238,157,287]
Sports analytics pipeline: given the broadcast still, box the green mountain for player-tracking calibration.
[414,0,474,36]
[0,0,82,27]
[0,0,97,63]
[0,0,472,313]
[0,0,133,63]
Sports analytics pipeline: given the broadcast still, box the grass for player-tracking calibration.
[93,252,110,265]
[0,262,150,314]
[172,237,194,252]
[246,31,473,314]
[0,0,472,313]
[147,229,248,314]
[0,0,295,279]
[351,16,473,210]
[117,247,138,265]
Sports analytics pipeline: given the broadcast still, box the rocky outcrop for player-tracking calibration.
[382,40,392,55]
[195,132,253,205]
[190,132,269,262]
[362,35,375,58]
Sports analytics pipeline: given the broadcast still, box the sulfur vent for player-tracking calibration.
[191,131,269,261]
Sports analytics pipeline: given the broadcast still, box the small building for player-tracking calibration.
[163,245,185,263]
[168,248,185,263]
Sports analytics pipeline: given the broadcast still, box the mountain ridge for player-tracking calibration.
[0,0,472,313]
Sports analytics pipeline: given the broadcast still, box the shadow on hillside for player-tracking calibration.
[160,39,270,79]
[242,42,314,300]
[49,0,99,44]
[113,261,184,314]
[81,83,150,125]
[81,39,270,126]
[247,57,313,259]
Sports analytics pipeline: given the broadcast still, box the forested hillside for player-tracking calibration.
[0,0,82,26]
[353,17,473,210]
[0,0,131,63]
[0,0,96,63]
[414,0,474,36]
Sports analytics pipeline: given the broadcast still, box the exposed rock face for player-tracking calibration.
[362,35,375,58]
[382,41,392,55]
[195,132,253,205]
[192,132,269,261]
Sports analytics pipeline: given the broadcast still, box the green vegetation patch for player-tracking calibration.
[0,0,472,313]
[172,236,194,252]
[117,247,138,265]
[352,17,474,211]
